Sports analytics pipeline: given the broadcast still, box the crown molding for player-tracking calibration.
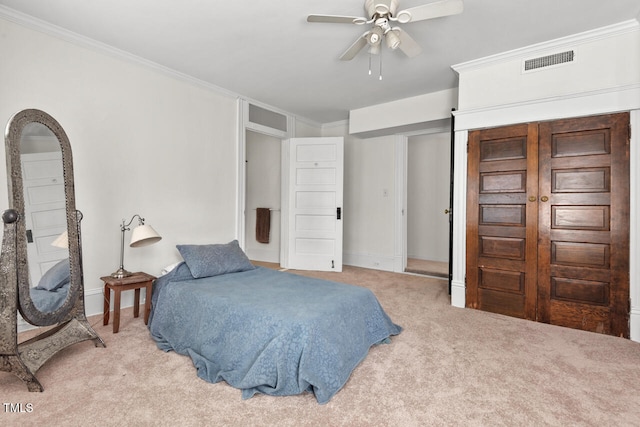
[452,19,640,74]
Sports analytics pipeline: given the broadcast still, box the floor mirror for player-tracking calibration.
[0,109,104,391]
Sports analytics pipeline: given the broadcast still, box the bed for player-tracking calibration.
[148,240,402,404]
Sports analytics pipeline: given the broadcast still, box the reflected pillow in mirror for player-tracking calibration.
[36,258,71,291]
[177,240,255,279]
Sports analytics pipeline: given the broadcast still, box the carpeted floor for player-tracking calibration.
[3,266,640,426]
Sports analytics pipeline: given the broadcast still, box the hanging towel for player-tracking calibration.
[256,208,271,244]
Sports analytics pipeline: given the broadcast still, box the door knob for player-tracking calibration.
[540,196,549,202]
[444,209,451,214]
[528,196,537,202]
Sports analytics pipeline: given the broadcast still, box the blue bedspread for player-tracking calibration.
[30,283,69,312]
[149,265,401,404]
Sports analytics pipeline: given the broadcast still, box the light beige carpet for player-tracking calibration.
[3,266,640,426]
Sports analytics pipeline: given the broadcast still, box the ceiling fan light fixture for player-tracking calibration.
[374,0,399,16]
[309,0,464,61]
[365,0,399,17]
[395,10,412,23]
[375,4,390,15]
[386,30,401,49]
[367,26,384,46]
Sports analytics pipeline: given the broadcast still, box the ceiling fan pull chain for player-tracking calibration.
[369,52,373,76]
[379,50,383,80]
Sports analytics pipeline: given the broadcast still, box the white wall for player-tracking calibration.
[456,22,640,113]
[295,118,323,138]
[244,131,281,263]
[322,122,398,270]
[453,21,640,131]
[0,17,239,317]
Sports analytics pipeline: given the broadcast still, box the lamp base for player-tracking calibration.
[110,267,133,279]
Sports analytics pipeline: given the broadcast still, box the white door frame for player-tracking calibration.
[395,135,407,273]
[236,99,294,251]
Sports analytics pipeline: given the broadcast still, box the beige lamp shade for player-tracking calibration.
[51,230,68,248]
[129,224,162,247]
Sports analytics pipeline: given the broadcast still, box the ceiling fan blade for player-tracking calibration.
[339,33,369,61]
[396,0,464,23]
[396,29,422,58]
[307,14,365,24]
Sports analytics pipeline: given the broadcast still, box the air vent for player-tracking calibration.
[523,50,575,73]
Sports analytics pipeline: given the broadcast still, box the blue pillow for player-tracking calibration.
[169,261,196,281]
[176,240,255,279]
[36,258,70,291]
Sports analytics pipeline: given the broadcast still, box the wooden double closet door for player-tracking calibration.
[466,113,630,337]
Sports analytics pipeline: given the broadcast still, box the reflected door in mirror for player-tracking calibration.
[20,123,69,312]
[21,151,67,285]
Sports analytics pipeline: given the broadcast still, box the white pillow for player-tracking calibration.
[160,261,181,276]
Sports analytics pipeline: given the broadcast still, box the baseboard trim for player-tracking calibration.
[246,247,280,264]
[451,280,466,308]
[630,309,640,343]
[343,251,396,272]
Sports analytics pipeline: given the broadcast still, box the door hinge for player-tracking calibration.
[332,260,335,269]
[26,229,33,243]
[336,207,341,220]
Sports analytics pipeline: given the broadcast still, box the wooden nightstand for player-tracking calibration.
[101,272,156,333]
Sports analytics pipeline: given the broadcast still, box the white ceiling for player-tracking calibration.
[1,0,639,123]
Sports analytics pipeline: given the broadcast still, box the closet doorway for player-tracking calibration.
[465,112,630,337]
[244,130,282,264]
[405,132,451,278]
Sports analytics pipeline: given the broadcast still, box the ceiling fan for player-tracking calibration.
[307,0,464,60]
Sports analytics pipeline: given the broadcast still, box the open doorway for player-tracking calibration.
[405,132,450,277]
[237,99,292,267]
[244,130,282,264]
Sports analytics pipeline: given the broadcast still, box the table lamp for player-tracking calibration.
[111,214,161,278]
[51,230,68,248]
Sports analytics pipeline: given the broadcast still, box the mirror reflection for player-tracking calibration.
[19,122,70,312]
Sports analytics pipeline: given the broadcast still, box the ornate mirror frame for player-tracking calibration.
[0,109,104,391]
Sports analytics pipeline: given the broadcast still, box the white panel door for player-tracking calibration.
[285,137,343,272]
